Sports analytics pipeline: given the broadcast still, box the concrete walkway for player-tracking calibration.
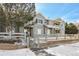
[0,48,35,56]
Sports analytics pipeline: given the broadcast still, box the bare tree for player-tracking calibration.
[0,3,35,32]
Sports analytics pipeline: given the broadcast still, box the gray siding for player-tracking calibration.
[33,24,44,37]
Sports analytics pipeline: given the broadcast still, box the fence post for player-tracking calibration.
[24,32,29,48]
[78,34,79,39]
[64,34,66,40]
[9,31,12,39]
[56,34,58,40]
[77,34,78,39]
[45,33,47,43]
[24,32,26,41]
[37,36,40,48]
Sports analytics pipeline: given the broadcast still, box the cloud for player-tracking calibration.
[62,9,77,18]
[75,19,79,23]
[61,9,79,23]
[61,16,79,23]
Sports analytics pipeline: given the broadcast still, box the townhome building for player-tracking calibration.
[24,12,65,39]
[75,23,79,33]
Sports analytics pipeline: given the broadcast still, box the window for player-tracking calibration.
[44,20,48,24]
[46,20,49,24]
[53,21,60,25]
[39,20,43,24]
[55,29,60,33]
[36,19,38,23]
[50,28,52,34]
[36,19,43,24]
[43,27,46,34]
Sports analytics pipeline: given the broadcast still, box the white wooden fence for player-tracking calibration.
[0,32,31,47]
[36,34,79,43]
[0,32,26,40]
[34,34,79,48]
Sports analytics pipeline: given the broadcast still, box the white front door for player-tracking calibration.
[37,29,41,35]
[47,29,50,35]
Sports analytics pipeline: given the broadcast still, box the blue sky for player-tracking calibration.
[35,3,79,23]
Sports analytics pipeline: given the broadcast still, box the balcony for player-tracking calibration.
[45,24,60,29]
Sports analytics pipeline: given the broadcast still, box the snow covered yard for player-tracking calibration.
[44,42,79,56]
[0,48,35,56]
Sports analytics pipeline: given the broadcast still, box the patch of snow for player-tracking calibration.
[44,42,79,56]
[0,48,35,56]
[20,39,27,46]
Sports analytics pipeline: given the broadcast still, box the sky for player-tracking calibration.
[35,3,79,23]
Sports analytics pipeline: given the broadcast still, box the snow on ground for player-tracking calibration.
[44,42,79,56]
[33,50,54,56]
[0,48,35,56]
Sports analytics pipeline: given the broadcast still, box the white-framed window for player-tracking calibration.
[39,20,43,24]
[36,18,43,24]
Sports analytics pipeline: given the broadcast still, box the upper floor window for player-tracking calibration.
[53,21,60,25]
[39,20,43,24]
[55,29,60,33]
[45,20,48,24]
[36,18,43,24]
[36,19,38,23]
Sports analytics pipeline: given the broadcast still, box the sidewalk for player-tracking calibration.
[0,48,35,56]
